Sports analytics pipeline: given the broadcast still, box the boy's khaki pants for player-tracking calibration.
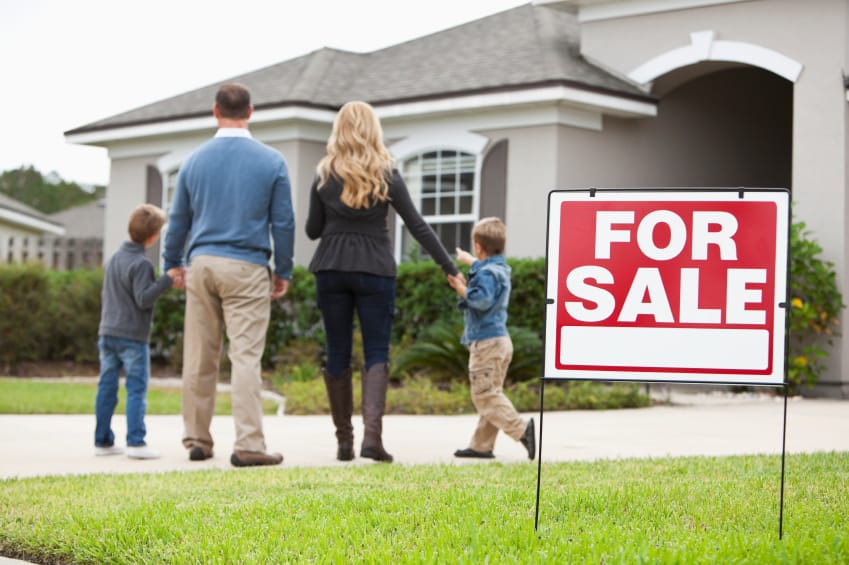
[467,335,527,452]
[181,255,271,454]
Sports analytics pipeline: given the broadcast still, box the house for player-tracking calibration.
[47,199,106,268]
[64,0,849,398]
[0,192,65,265]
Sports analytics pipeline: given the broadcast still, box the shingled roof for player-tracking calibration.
[0,193,66,235]
[67,4,651,135]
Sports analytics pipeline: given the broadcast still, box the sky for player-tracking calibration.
[0,0,529,186]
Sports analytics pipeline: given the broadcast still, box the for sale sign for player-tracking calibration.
[544,189,789,384]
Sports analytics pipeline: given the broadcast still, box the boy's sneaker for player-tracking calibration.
[520,418,536,460]
[95,445,124,456]
[127,445,161,460]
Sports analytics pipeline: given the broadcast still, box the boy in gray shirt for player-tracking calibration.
[95,204,181,459]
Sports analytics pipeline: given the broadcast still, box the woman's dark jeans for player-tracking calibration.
[315,271,395,377]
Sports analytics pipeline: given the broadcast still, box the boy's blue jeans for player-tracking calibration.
[315,271,395,377]
[95,335,150,447]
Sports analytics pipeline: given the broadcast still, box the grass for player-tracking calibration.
[1,377,651,416]
[1,453,847,563]
[0,378,279,415]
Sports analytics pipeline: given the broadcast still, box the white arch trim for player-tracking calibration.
[387,130,488,161]
[628,31,803,85]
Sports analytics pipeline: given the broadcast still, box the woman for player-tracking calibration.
[306,101,460,463]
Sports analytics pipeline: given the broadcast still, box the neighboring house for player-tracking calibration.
[64,0,849,398]
[0,192,65,265]
[47,199,106,269]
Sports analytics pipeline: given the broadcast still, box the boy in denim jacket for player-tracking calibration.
[447,217,535,460]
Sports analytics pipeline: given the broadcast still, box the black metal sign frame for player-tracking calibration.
[534,187,791,540]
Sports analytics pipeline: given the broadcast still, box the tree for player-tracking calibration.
[0,166,105,214]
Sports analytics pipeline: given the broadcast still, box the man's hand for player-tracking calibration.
[271,275,289,299]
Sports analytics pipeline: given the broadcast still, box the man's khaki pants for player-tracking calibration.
[182,255,271,453]
[467,335,527,452]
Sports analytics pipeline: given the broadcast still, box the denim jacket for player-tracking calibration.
[458,254,511,345]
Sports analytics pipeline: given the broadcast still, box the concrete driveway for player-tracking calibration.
[1,390,846,479]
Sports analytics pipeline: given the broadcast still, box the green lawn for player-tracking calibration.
[1,453,847,563]
[0,378,279,415]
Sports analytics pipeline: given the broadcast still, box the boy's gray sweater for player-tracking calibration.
[99,241,172,343]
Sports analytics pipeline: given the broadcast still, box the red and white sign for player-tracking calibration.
[544,190,789,384]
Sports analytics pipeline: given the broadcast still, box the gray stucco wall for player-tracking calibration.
[105,154,160,260]
[267,139,327,269]
[577,0,849,396]
[477,124,559,259]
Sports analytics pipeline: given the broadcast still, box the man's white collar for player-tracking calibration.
[215,128,252,138]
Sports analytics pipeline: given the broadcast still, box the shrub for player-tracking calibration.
[393,320,543,383]
[275,370,650,414]
[1,228,842,396]
[393,260,459,343]
[150,289,185,365]
[44,269,102,363]
[787,220,844,390]
[507,380,651,411]
[0,263,49,369]
[506,257,546,334]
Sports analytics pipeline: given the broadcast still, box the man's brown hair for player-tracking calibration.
[472,217,507,256]
[128,204,166,244]
[215,83,251,119]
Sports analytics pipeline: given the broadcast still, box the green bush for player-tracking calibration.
[505,257,546,333]
[787,221,844,390]
[393,260,459,343]
[277,372,649,414]
[0,230,842,395]
[44,269,102,363]
[0,263,50,369]
[150,288,185,365]
[393,319,542,383]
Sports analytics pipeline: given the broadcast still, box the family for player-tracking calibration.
[93,83,535,467]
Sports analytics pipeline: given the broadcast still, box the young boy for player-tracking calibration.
[447,217,535,460]
[94,204,182,460]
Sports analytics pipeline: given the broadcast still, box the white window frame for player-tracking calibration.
[388,132,488,262]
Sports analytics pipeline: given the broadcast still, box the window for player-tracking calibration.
[396,149,477,261]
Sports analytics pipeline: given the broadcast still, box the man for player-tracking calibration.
[163,83,294,467]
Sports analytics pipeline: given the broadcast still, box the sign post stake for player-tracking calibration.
[534,376,545,533]
[779,383,788,539]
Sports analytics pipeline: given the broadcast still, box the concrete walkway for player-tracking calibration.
[1,391,847,479]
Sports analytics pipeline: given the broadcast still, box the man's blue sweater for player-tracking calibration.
[163,130,295,278]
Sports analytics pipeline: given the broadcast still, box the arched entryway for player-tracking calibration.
[644,64,793,191]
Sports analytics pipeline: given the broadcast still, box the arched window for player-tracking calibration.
[396,149,477,260]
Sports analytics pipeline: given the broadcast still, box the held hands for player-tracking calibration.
[167,267,186,290]
[448,247,471,297]
[447,273,467,298]
[271,275,289,299]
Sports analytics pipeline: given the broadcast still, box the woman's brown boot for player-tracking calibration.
[360,363,393,462]
[322,368,354,461]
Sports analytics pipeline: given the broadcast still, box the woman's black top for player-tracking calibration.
[305,169,459,278]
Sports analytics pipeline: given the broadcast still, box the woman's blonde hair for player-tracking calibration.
[317,101,394,209]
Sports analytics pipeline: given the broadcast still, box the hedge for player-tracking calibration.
[0,258,546,372]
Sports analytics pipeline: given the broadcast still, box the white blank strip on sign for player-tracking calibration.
[560,327,770,370]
